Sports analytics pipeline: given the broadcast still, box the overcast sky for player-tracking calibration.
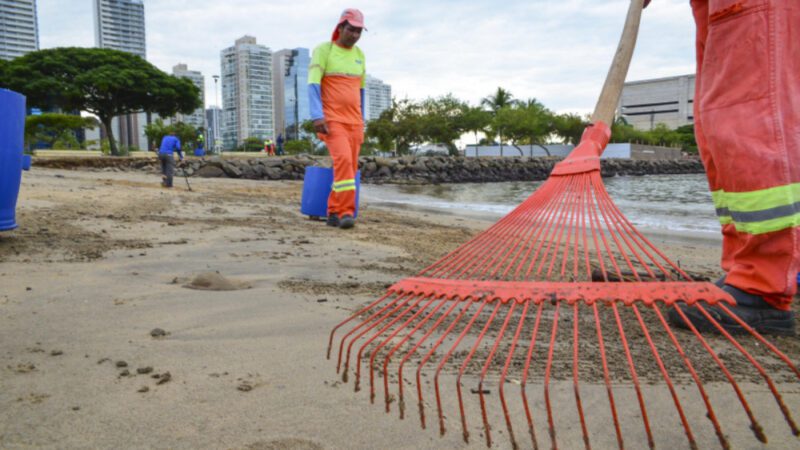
[37,0,696,114]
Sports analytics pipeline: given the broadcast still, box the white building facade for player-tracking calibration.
[365,75,391,122]
[93,0,148,151]
[220,36,274,150]
[172,63,206,130]
[0,0,39,61]
[618,74,695,131]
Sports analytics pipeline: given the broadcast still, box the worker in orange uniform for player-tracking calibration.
[308,8,367,230]
[669,0,799,336]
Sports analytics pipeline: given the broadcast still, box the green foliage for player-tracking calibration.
[25,113,98,149]
[553,113,589,145]
[1,47,201,156]
[237,137,264,152]
[144,118,201,152]
[283,139,313,154]
[494,99,554,154]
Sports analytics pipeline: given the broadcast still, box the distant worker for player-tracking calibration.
[264,138,275,156]
[308,8,367,230]
[158,131,183,188]
[277,134,285,156]
[195,132,206,156]
[669,0,799,335]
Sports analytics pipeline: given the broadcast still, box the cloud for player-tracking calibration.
[36,0,696,112]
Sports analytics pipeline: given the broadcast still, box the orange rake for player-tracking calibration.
[327,1,799,448]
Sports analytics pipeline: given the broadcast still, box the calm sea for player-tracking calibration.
[362,173,720,234]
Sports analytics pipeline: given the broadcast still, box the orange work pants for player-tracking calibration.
[318,121,363,217]
[692,0,800,309]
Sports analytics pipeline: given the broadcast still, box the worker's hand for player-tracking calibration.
[313,119,329,135]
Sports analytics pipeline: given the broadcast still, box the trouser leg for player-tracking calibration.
[160,154,175,187]
[693,0,800,309]
[320,122,362,217]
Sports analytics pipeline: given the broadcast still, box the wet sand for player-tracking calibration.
[1,168,797,449]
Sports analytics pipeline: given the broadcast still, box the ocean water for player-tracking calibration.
[362,173,720,234]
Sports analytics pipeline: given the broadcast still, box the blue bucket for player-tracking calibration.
[194,148,205,157]
[0,89,26,231]
[301,166,360,219]
[22,154,31,171]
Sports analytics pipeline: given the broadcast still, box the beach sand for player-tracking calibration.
[1,168,797,449]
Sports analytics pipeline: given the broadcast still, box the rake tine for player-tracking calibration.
[612,303,655,449]
[499,301,531,450]
[369,295,439,405]
[573,303,592,450]
[456,301,503,443]
[337,294,405,376]
[631,304,698,449]
[670,304,767,442]
[328,292,393,360]
[435,301,489,436]
[478,301,518,448]
[396,298,462,420]
[521,302,546,450]
[544,301,562,450]
[355,295,427,393]
[380,296,450,413]
[344,294,414,383]
[416,300,474,428]
[651,304,730,450]
[701,303,800,436]
[592,303,624,450]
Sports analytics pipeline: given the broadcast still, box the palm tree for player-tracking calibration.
[480,87,516,113]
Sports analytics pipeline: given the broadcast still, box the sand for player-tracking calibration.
[1,168,797,449]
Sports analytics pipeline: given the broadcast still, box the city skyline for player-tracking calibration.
[35,0,696,115]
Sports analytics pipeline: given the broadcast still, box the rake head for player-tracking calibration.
[327,122,800,449]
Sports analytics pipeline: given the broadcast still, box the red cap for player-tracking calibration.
[331,8,366,41]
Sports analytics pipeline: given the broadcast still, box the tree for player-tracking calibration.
[553,113,589,145]
[494,99,554,156]
[480,87,516,113]
[418,95,468,155]
[365,99,424,155]
[25,113,98,149]
[1,47,201,156]
[458,105,492,146]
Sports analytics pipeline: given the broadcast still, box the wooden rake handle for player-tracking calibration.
[591,0,646,126]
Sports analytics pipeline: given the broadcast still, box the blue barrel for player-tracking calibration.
[194,148,206,157]
[22,154,31,171]
[0,89,26,231]
[300,166,360,219]
[797,272,800,287]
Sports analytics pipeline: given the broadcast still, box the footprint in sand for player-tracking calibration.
[181,272,251,291]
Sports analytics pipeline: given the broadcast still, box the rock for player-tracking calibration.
[50,350,63,356]
[155,371,172,385]
[115,360,128,368]
[137,386,149,393]
[137,366,154,374]
[150,328,167,338]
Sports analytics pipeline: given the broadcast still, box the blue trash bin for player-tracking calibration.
[0,89,26,231]
[300,166,360,219]
[22,154,31,171]
[194,148,206,157]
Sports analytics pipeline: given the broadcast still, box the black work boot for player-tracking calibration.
[339,215,355,229]
[669,284,796,336]
[326,214,340,227]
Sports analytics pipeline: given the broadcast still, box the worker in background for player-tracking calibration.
[308,8,366,230]
[264,138,275,156]
[158,131,183,188]
[277,134,285,156]
[670,0,799,335]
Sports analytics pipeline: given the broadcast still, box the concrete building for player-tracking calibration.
[205,106,221,152]
[618,74,695,131]
[272,47,310,141]
[172,63,206,130]
[0,0,39,61]
[365,75,391,122]
[93,0,148,151]
[220,36,273,150]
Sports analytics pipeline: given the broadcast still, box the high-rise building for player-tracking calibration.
[172,63,205,130]
[272,47,310,141]
[220,36,273,150]
[619,74,695,131]
[93,0,145,58]
[93,0,148,151]
[365,75,392,122]
[0,0,39,61]
[205,106,221,152]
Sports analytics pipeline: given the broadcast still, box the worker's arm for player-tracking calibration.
[175,138,183,161]
[308,43,329,134]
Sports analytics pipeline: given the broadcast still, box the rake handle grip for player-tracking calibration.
[592,0,646,125]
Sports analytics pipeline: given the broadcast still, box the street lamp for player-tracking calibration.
[212,75,220,153]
